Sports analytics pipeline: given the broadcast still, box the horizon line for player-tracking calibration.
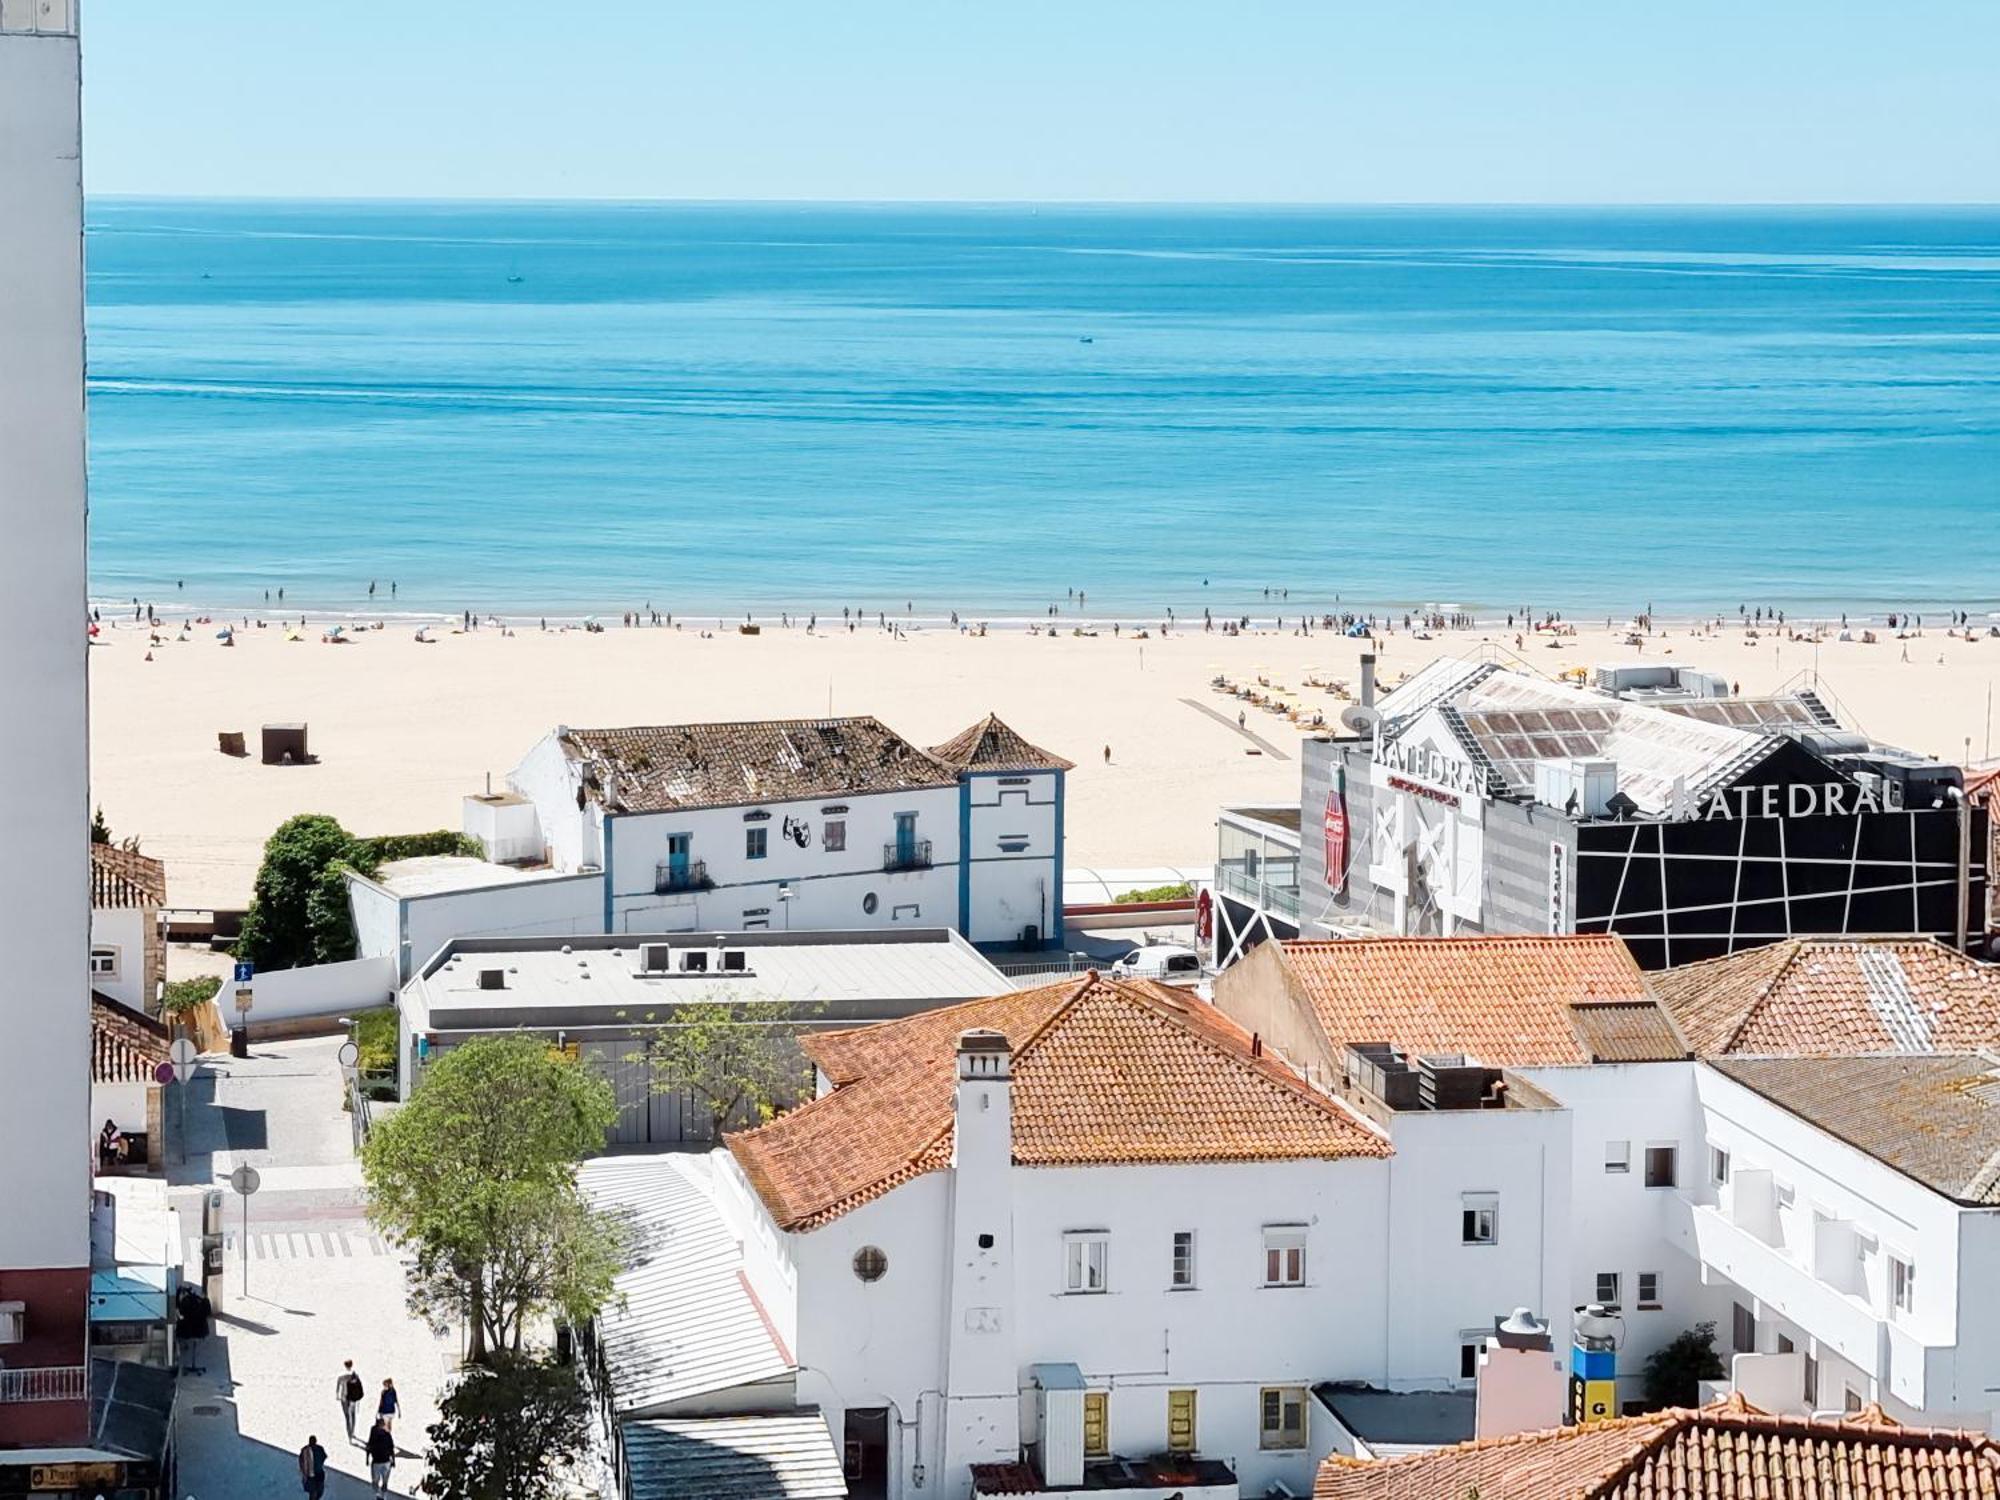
[81,193,2000,211]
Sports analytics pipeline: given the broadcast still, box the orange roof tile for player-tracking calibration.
[1315,1400,2000,1500]
[92,991,170,1085]
[929,713,1074,773]
[729,972,1389,1232]
[1651,937,2000,1057]
[1273,935,1682,1068]
[90,841,166,908]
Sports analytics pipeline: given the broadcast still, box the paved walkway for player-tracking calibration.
[1179,696,1293,759]
[170,1036,458,1500]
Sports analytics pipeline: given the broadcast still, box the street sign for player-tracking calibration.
[170,1038,197,1069]
[233,961,255,984]
[154,1061,176,1086]
[229,1164,260,1196]
[234,986,254,1012]
[337,1040,359,1069]
[228,1164,259,1292]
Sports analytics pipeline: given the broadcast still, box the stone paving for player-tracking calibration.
[169,1035,460,1500]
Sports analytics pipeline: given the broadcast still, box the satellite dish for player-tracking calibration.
[1340,704,1381,734]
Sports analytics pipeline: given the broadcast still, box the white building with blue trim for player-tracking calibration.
[352,714,1070,978]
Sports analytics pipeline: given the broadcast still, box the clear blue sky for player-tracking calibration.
[82,0,1999,202]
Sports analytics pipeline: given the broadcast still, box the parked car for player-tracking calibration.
[1109,944,1203,980]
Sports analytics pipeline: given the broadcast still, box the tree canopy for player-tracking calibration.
[362,1035,622,1364]
[1641,1321,1724,1409]
[235,814,482,969]
[637,999,815,1141]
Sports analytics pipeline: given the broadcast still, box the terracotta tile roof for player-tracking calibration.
[90,842,166,908]
[1315,1399,2000,1500]
[729,972,1390,1232]
[1273,936,1683,1068]
[563,717,960,813]
[92,991,170,1085]
[928,713,1074,773]
[1713,1053,2000,1205]
[1651,937,2000,1057]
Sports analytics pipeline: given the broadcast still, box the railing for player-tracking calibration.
[0,1365,87,1403]
[654,859,710,894]
[883,840,933,872]
[1216,864,1302,920]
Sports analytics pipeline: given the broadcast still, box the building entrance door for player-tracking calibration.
[844,1408,890,1500]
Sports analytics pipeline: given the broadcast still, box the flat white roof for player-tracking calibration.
[416,929,1008,1021]
[370,855,578,899]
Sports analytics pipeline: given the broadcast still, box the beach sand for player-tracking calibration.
[88,615,2000,910]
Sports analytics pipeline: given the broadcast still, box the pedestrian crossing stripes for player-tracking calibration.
[186,1228,396,1264]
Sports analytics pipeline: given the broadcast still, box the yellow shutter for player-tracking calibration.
[1082,1391,1108,1457]
[1166,1389,1197,1453]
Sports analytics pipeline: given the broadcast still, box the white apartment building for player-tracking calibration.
[354,714,1071,980]
[0,0,93,1450]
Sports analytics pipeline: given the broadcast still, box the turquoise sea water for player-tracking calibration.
[84,201,2000,621]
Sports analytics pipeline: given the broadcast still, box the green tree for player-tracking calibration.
[362,1036,621,1364]
[235,813,357,969]
[420,1353,591,1500]
[91,805,113,844]
[637,1000,815,1140]
[1642,1321,1725,1409]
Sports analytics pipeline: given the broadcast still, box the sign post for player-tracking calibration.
[229,1163,261,1295]
[231,961,255,1059]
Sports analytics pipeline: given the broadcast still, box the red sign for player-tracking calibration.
[1324,787,1348,894]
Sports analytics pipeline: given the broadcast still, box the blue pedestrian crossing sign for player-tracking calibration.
[232,961,255,984]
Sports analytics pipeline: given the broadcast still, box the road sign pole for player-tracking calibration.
[241,1189,248,1291]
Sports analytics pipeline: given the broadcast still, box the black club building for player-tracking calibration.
[1232,656,1989,970]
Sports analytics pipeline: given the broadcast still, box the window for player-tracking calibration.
[1804,1353,1818,1407]
[852,1246,887,1283]
[1732,1302,1756,1355]
[1595,1272,1621,1308]
[1064,1233,1108,1294]
[1170,1231,1196,1289]
[1891,1256,1916,1315]
[1460,1342,1480,1380]
[1263,1226,1306,1286]
[1710,1145,1731,1186]
[1604,1140,1630,1174]
[746,826,768,860]
[1644,1145,1678,1188]
[1637,1272,1661,1310]
[1462,1194,1498,1246]
[1844,1387,1863,1415]
[1259,1386,1308,1450]
[823,818,846,852]
[1166,1389,1197,1454]
[1082,1390,1108,1458]
[89,946,119,978]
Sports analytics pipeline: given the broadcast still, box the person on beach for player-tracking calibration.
[336,1360,363,1441]
[298,1435,328,1500]
[365,1418,395,1498]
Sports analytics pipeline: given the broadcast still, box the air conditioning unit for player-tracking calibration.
[638,944,674,974]
[720,950,748,973]
[0,1301,25,1344]
[680,950,709,973]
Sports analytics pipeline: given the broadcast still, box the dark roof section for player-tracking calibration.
[92,991,171,1085]
[1313,1383,1476,1449]
[565,718,960,813]
[1712,1053,2000,1206]
[928,713,1075,773]
[90,1356,177,1462]
[91,842,167,908]
[1569,1001,1690,1063]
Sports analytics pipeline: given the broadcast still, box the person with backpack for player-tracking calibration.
[335,1360,364,1442]
[366,1416,397,1498]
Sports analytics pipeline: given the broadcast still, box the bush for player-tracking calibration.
[421,1354,591,1500]
[1114,881,1196,904]
[1642,1321,1725,1409]
[353,1008,399,1075]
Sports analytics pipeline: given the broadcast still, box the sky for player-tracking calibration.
[81,1,2000,203]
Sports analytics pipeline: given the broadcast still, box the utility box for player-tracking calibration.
[261,722,309,765]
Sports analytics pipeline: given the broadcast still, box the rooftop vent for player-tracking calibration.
[721,950,748,973]
[476,968,506,991]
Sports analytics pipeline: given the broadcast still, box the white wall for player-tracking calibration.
[350,870,605,983]
[89,906,150,1011]
[1382,1106,1573,1391]
[508,731,591,870]
[605,786,963,935]
[232,954,397,1028]
[964,771,1062,946]
[0,17,89,1275]
[92,1080,150,1138]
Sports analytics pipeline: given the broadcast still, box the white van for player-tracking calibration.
[1109,944,1203,981]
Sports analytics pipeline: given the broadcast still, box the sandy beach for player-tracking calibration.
[88,614,2000,910]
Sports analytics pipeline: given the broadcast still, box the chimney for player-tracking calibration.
[945,1029,1018,1466]
[1360,652,1378,709]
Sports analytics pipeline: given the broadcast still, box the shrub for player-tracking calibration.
[1114,881,1195,904]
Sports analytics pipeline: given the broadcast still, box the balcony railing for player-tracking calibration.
[0,1364,87,1403]
[653,859,711,894]
[883,839,933,872]
[1216,864,1302,920]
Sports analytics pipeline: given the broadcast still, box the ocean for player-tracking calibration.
[83,200,2000,622]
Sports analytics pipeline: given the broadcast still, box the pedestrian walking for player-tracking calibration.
[336,1360,364,1442]
[298,1434,328,1499]
[366,1418,396,1498]
[377,1375,399,1431]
